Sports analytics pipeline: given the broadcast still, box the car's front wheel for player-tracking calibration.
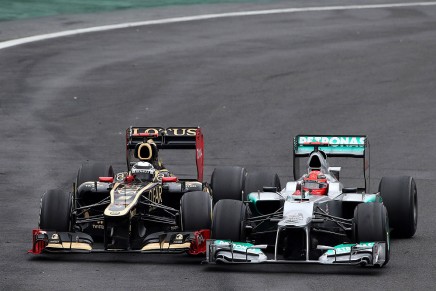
[211,199,246,242]
[353,202,390,265]
[180,191,212,231]
[39,189,72,232]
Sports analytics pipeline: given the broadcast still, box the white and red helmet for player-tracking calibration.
[302,170,328,195]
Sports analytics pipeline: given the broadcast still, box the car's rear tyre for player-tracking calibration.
[211,199,246,242]
[244,171,281,200]
[353,202,390,265]
[210,166,246,204]
[76,161,114,187]
[39,189,72,232]
[379,176,417,238]
[180,191,212,231]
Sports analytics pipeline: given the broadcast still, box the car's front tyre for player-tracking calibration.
[353,202,390,265]
[39,189,72,232]
[180,191,212,231]
[211,199,246,242]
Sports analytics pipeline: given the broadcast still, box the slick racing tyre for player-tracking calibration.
[210,166,246,204]
[211,199,246,242]
[244,170,281,201]
[180,191,212,231]
[379,176,417,238]
[353,202,390,265]
[76,161,114,187]
[39,189,72,231]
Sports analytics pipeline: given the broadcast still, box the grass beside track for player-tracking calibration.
[0,0,276,21]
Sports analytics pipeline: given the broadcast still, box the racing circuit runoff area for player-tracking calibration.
[1,0,436,290]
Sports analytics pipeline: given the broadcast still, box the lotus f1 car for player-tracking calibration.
[205,135,418,267]
[30,127,212,255]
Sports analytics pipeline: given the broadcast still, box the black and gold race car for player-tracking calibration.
[30,127,213,255]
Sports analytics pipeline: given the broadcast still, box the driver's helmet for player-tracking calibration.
[131,161,155,182]
[302,170,328,195]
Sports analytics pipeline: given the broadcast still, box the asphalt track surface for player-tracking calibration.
[1,1,436,290]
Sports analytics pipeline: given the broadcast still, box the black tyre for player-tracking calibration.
[76,162,114,187]
[210,166,246,204]
[244,171,281,201]
[211,199,246,242]
[180,191,212,231]
[353,202,390,265]
[379,176,417,238]
[39,189,72,231]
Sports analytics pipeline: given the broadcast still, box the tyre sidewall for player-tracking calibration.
[39,189,72,232]
[77,162,114,187]
[379,176,417,238]
[353,202,390,265]
[180,191,212,231]
[211,199,246,242]
[211,166,246,204]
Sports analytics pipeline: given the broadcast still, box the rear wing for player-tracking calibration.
[126,127,204,181]
[293,135,370,191]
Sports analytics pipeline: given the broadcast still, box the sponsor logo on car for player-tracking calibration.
[298,136,365,146]
[173,234,184,244]
[325,242,375,255]
[132,127,197,137]
[215,240,263,254]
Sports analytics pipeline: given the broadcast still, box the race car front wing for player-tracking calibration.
[29,229,210,255]
[204,240,387,267]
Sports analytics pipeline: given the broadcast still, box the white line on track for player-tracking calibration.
[1,2,436,50]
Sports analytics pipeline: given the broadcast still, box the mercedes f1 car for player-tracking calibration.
[205,135,418,267]
[30,127,213,255]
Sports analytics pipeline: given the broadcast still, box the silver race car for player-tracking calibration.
[205,135,417,267]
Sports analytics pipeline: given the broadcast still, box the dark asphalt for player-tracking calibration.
[1,1,436,290]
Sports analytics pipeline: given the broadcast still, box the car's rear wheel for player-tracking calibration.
[210,166,246,204]
[180,191,212,231]
[76,161,114,187]
[244,170,281,200]
[211,199,246,242]
[379,176,417,238]
[39,189,72,232]
[353,202,390,265]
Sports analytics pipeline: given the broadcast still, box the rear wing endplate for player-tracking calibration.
[126,127,204,181]
[293,135,370,191]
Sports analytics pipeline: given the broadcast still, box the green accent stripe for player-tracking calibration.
[0,0,280,21]
[363,194,383,203]
[325,242,375,255]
